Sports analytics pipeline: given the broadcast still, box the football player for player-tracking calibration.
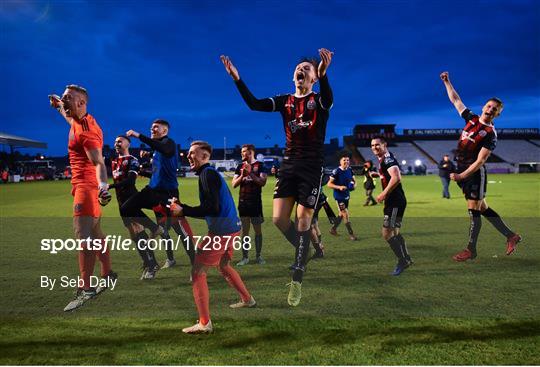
[440,72,522,260]
[221,48,334,306]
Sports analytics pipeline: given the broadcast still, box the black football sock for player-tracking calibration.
[387,235,406,261]
[322,201,338,225]
[145,246,157,268]
[467,209,482,254]
[369,190,377,204]
[134,231,157,268]
[255,234,263,258]
[345,222,354,235]
[482,207,514,238]
[283,221,298,248]
[292,269,304,282]
[332,216,342,229]
[134,231,150,267]
[311,236,322,252]
[160,227,175,261]
[242,247,249,260]
[396,233,410,261]
[292,230,311,282]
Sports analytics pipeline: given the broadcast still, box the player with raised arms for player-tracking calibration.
[440,72,522,261]
[221,48,333,306]
[49,85,116,311]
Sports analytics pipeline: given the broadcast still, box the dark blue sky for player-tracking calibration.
[1,0,539,156]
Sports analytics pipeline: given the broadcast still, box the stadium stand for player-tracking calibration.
[413,140,457,162]
[357,142,436,171]
[413,140,514,173]
[347,124,540,174]
[491,140,540,164]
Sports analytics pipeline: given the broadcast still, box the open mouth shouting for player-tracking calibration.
[295,71,305,84]
[62,101,72,116]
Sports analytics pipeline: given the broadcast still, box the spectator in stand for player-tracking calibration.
[438,154,455,199]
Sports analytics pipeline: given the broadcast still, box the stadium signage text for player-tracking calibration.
[404,128,539,136]
[404,129,460,135]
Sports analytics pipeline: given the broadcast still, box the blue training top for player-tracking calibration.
[202,165,241,234]
[149,142,178,190]
[331,166,354,200]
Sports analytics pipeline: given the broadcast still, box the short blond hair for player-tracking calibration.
[191,140,212,156]
[66,84,89,101]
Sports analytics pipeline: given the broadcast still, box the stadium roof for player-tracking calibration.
[0,132,47,149]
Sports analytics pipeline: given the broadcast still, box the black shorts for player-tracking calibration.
[457,165,487,200]
[116,191,138,227]
[120,186,179,226]
[273,161,324,209]
[238,201,264,225]
[383,202,406,228]
[336,198,349,211]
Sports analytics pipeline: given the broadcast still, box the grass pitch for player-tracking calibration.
[0,174,539,365]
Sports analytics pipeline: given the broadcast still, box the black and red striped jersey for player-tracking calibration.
[234,160,267,203]
[234,75,333,166]
[455,109,497,167]
[111,155,139,200]
[271,91,330,164]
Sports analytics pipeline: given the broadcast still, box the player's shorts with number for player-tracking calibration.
[457,165,488,200]
[383,202,406,229]
[273,161,324,209]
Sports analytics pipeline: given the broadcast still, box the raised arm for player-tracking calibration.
[125,130,175,158]
[440,71,466,115]
[318,48,334,110]
[49,94,73,126]
[138,134,175,157]
[220,55,275,112]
